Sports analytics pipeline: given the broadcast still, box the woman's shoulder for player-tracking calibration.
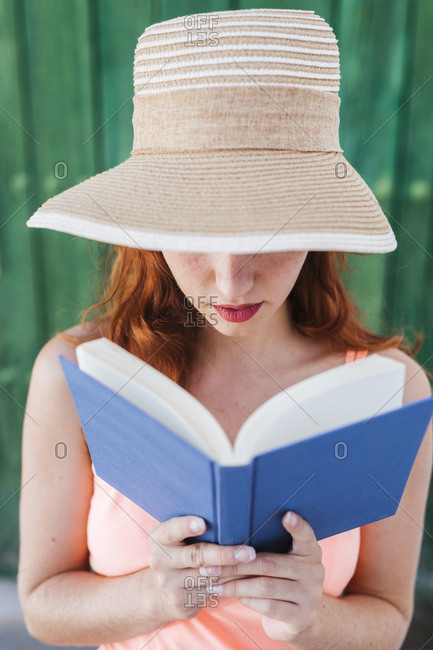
[372,346,424,374]
[373,347,431,404]
[35,320,106,371]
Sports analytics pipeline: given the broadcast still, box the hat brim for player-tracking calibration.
[26,150,396,254]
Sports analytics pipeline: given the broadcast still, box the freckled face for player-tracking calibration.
[161,251,309,330]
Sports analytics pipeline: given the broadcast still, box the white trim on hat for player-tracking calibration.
[26,211,397,254]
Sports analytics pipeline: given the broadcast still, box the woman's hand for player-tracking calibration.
[203,511,325,645]
[148,514,257,623]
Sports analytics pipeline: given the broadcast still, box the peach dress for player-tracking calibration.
[87,349,367,649]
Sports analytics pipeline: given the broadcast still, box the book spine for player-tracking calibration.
[213,461,255,547]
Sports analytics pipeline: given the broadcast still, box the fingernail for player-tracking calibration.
[284,511,299,527]
[207,584,223,595]
[234,546,256,562]
[199,565,220,576]
[190,517,205,533]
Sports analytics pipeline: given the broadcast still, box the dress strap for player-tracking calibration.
[345,349,368,363]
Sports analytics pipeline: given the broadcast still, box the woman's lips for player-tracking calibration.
[217,303,259,309]
[213,302,263,322]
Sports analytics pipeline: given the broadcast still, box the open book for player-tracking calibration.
[59,337,433,552]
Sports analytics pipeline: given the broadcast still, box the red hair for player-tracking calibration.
[56,246,431,385]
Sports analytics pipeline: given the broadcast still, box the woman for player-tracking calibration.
[19,8,432,650]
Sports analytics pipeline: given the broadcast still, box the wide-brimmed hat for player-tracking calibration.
[26,8,397,254]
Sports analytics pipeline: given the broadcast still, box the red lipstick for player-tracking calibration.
[214,302,263,322]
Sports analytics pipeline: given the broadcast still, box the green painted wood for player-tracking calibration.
[336,0,408,335]
[20,0,101,342]
[160,0,234,19]
[383,0,433,361]
[0,0,40,574]
[95,0,152,169]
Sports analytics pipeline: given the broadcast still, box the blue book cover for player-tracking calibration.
[59,354,433,554]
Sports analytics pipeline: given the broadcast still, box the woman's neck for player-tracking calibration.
[192,300,309,373]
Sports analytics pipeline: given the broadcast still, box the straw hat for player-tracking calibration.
[26,8,397,254]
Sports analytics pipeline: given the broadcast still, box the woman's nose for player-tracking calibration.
[212,254,255,296]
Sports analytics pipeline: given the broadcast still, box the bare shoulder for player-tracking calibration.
[35,320,104,369]
[27,321,101,421]
[19,322,99,604]
[374,347,432,404]
[27,320,99,451]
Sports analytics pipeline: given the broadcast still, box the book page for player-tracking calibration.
[76,338,233,460]
[233,354,406,463]
[76,340,407,467]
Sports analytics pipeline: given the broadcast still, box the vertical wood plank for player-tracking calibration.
[21,0,100,341]
[0,0,42,573]
[94,0,152,170]
[336,0,408,334]
[383,0,433,359]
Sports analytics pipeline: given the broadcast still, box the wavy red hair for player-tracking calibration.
[56,246,431,385]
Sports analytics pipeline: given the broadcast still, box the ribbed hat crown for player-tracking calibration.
[134,8,340,94]
[130,9,342,154]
